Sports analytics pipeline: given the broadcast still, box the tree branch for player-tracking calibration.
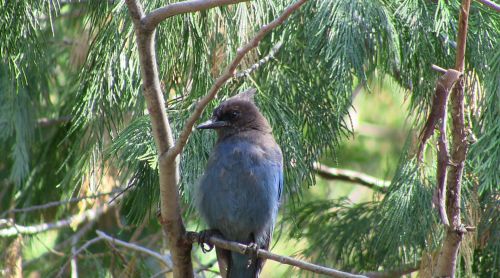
[70,236,79,278]
[314,163,390,193]
[37,115,72,127]
[142,0,251,31]
[233,41,283,80]
[476,0,500,12]
[435,0,472,276]
[0,201,114,237]
[1,189,118,216]
[96,230,173,269]
[56,237,103,278]
[417,68,462,162]
[0,209,102,237]
[431,64,447,74]
[186,232,367,278]
[417,69,461,227]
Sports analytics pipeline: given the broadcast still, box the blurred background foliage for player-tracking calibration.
[0,0,498,277]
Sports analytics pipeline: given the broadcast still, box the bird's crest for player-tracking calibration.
[230,88,257,103]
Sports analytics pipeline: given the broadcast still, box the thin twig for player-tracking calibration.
[476,0,500,12]
[56,237,103,278]
[70,236,79,278]
[2,189,119,216]
[150,269,173,278]
[233,41,283,79]
[0,208,104,237]
[142,0,251,30]
[165,0,308,161]
[351,80,366,100]
[313,163,390,193]
[0,196,118,237]
[22,221,96,268]
[187,232,367,278]
[37,115,72,127]
[96,230,173,269]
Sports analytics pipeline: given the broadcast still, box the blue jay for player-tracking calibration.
[195,89,283,278]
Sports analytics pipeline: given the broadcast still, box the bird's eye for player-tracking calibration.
[229,110,240,119]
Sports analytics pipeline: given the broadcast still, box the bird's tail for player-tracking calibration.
[228,252,258,278]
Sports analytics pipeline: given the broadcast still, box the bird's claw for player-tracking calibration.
[246,242,259,267]
[198,229,221,253]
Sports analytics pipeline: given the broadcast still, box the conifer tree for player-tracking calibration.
[0,0,498,277]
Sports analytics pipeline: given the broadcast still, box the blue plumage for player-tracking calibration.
[195,89,283,278]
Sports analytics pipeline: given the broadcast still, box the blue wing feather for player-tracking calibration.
[278,166,283,202]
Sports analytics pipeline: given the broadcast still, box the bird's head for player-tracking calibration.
[197,88,271,138]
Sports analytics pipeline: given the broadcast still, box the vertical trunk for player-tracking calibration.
[434,0,471,277]
[125,1,194,276]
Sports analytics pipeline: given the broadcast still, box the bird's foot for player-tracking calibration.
[198,229,222,253]
[246,242,260,267]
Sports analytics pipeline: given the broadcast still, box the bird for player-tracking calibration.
[194,88,283,278]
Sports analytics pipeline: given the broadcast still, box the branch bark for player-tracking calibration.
[434,0,472,276]
[417,69,461,226]
[125,0,308,277]
[0,202,113,237]
[1,189,118,216]
[142,0,251,31]
[96,230,173,269]
[313,163,390,193]
[233,41,283,79]
[476,0,500,12]
[186,232,368,278]
[37,115,72,127]
[125,0,189,276]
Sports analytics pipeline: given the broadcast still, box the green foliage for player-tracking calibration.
[289,148,439,272]
[473,192,500,277]
[370,156,439,268]
[288,198,377,272]
[469,48,500,193]
[106,116,158,224]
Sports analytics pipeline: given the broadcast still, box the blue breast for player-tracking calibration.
[195,135,282,244]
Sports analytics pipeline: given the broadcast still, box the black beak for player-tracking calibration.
[197,119,229,130]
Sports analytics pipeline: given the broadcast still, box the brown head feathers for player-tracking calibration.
[197,88,272,136]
